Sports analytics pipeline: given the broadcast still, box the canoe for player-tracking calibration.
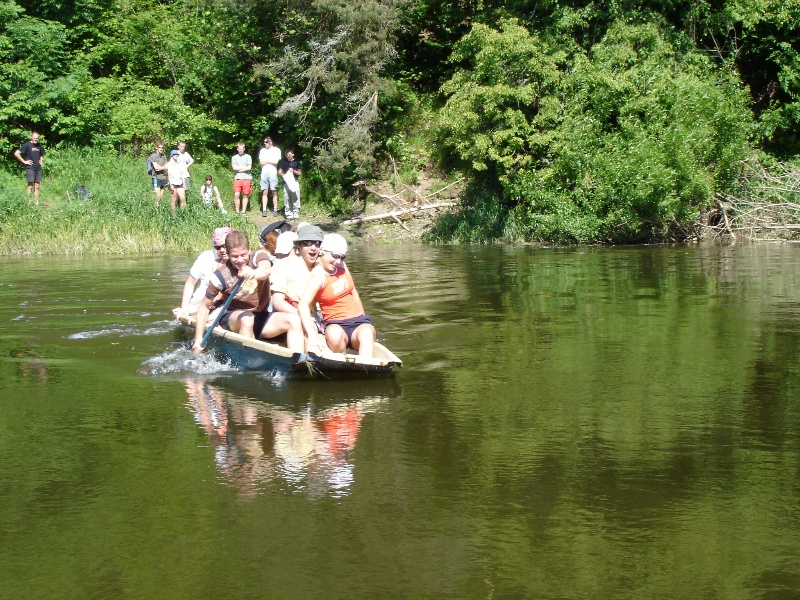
[180,317,402,379]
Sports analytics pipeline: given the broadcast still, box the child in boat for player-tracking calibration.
[173,227,232,324]
[192,230,303,355]
[298,233,376,358]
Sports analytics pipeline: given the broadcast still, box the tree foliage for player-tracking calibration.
[262,0,409,177]
[0,0,798,242]
[437,19,753,242]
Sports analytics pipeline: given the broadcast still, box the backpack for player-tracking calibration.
[146,154,154,176]
[75,185,92,201]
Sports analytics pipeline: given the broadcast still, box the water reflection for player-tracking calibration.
[183,378,401,498]
[6,344,57,385]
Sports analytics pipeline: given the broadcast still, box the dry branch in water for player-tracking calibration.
[704,160,800,241]
[348,178,463,227]
[342,202,457,225]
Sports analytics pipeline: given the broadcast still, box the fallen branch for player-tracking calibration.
[355,182,404,209]
[424,177,464,198]
[716,195,735,241]
[392,214,410,231]
[342,202,457,225]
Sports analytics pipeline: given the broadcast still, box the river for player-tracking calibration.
[1,244,799,598]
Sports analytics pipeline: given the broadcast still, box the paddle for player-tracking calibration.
[198,277,243,349]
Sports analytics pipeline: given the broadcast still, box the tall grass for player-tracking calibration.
[0,147,260,254]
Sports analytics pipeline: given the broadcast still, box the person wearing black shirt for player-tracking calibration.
[14,131,44,203]
[278,149,302,221]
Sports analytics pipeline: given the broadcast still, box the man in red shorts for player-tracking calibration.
[231,142,252,214]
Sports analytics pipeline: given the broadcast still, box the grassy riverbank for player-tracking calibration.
[0,147,333,255]
[5,146,799,253]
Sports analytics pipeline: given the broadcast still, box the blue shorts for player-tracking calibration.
[152,178,168,189]
[324,314,373,346]
[261,171,278,191]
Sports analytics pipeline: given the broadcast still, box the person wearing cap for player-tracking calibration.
[173,227,232,323]
[256,229,298,314]
[167,149,190,210]
[273,230,297,259]
[271,225,322,327]
[298,233,376,358]
[254,220,292,265]
[231,142,252,214]
[192,230,304,354]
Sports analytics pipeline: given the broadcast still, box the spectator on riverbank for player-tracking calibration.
[176,141,194,194]
[231,143,252,214]
[148,142,168,205]
[200,175,227,214]
[13,131,44,204]
[167,150,189,210]
[259,137,281,217]
[279,149,302,221]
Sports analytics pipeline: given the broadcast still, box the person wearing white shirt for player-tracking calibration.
[258,137,281,217]
[167,150,190,210]
[172,227,232,323]
[176,141,194,193]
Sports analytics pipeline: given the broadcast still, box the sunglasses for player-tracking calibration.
[299,240,321,247]
[214,245,226,251]
[327,251,346,260]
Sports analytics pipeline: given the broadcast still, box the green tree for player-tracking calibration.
[0,0,72,152]
[262,0,410,178]
[437,19,754,243]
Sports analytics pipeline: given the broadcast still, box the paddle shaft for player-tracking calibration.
[199,277,243,349]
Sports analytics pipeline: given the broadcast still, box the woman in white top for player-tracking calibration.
[167,150,189,210]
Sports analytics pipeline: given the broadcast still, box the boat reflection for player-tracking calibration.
[183,377,401,498]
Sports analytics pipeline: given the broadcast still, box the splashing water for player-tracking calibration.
[69,320,176,339]
[138,347,239,376]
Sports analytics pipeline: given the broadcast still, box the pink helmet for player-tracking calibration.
[212,227,234,247]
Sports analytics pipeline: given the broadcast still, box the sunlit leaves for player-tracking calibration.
[438,19,563,177]
[438,19,753,243]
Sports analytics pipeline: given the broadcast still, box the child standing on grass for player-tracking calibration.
[200,175,227,214]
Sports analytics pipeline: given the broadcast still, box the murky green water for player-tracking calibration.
[2,244,800,598]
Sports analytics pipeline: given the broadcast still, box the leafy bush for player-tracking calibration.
[437,19,755,243]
